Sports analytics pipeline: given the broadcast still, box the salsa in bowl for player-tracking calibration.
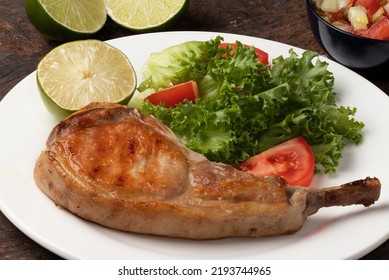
[306,0,389,75]
[312,0,389,40]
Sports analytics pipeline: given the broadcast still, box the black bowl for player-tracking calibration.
[306,0,389,76]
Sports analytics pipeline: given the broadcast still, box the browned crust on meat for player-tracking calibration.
[33,102,381,239]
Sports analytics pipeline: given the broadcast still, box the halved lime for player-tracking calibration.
[105,0,189,33]
[37,40,137,120]
[25,0,107,41]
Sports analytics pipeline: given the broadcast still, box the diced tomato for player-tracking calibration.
[361,17,389,39]
[219,42,269,65]
[329,11,346,22]
[354,0,381,20]
[146,80,199,108]
[236,137,315,187]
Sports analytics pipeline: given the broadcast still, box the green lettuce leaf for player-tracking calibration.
[138,38,364,173]
[138,37,222,92]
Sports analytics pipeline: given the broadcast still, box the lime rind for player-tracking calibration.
[25,0,107,41]
[38,77,133,120]
[37,78,75,120]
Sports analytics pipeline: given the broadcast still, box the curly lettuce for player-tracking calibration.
[138,37,364,173]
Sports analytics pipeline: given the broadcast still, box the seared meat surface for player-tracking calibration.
[34,102,381,239]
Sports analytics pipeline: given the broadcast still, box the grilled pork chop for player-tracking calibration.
[34,102,381,239]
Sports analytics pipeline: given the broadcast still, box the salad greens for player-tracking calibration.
[136,36,364,173]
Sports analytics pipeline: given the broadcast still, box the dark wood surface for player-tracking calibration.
[0,0,388,260]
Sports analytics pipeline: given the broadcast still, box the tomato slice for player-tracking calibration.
[146,80,199,108]
[219,42,269,65]
[236,137,315,187]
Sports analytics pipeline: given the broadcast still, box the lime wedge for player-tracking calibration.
[25,0,107,41]
[105,0,189,33]
[37,40,137,120]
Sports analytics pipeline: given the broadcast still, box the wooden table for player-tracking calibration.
[1,0,388,260]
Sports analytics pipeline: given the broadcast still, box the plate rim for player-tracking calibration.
[0,31,388,260]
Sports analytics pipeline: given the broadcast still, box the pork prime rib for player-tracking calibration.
[34,102,381,239]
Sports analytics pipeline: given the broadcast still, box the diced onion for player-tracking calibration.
[338,0,352,10]
[321,0,339,13]
[372,7,385,23]
[348,6,369,29]
[383,3,389,15]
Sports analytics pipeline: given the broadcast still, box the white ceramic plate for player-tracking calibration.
[0,32,388,260]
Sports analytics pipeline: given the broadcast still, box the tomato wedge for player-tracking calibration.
[146,80,199,108]
[236,137,315,187]
[219,42,269,65]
